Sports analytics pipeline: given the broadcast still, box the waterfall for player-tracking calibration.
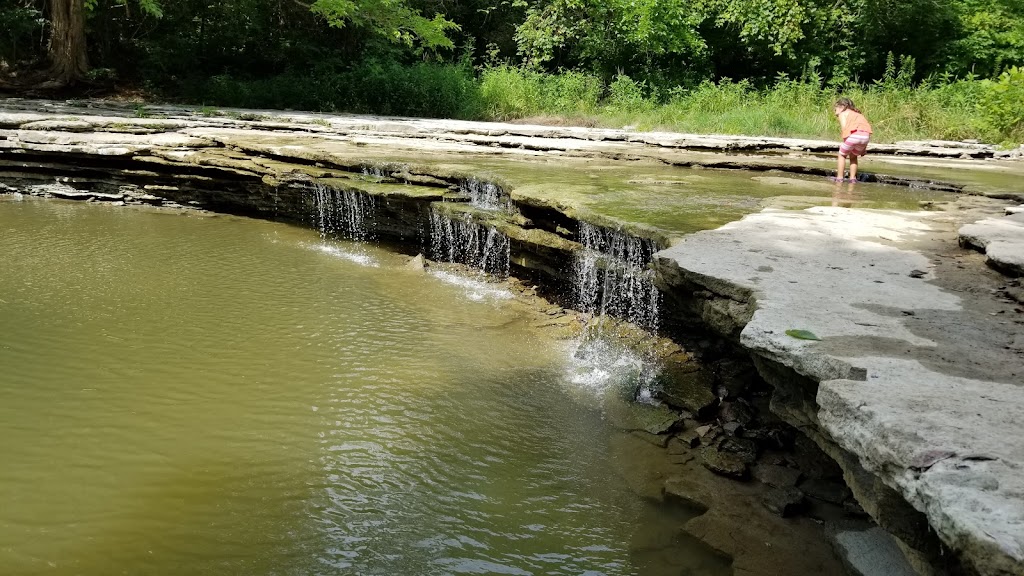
[567,222,662,402]
[573,222,660,331]
[462,178,507,212]
[361,166,386,179]
[428,209,510,277]
[311,183,376,242]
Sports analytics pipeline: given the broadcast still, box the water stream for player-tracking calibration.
[462,178,507,212]
[0,198,725,576]
[311,182,376,241]
[428,209,511,277]
[574,222,661,331]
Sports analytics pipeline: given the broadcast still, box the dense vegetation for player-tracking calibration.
[2,0,1023,142]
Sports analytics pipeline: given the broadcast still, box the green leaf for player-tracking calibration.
[786,329,822,341]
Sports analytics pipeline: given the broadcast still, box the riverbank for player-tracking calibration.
[2,99,1022,575]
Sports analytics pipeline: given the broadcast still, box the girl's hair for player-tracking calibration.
[835,97,860,113]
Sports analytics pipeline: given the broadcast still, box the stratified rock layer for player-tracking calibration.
[960,211,1024,276]
[656,207,1024,576]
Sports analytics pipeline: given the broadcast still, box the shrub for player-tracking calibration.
[979,67,1024,142]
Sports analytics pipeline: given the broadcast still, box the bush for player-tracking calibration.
[979,67,1024,142]
[166,63,1020,145]
[478,66,602,120]
[175,61,482,119]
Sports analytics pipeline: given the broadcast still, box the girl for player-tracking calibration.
[834,98,872,182]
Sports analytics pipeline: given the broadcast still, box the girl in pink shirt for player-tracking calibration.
[834,97,872,182]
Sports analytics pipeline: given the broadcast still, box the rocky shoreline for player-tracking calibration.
[2,100,1023,576]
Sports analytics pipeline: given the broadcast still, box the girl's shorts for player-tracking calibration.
[839,132,870,157]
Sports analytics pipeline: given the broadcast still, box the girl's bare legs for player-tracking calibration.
[849,155,859,182]
[836,153,847,180]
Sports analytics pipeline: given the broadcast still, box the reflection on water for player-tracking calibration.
[0,199,725,576]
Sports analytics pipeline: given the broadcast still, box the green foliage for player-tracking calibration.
[979,67,1024,143]
[785,329,821,341]
[9,0,1024,146]
[478,65,602,119]
[946,0,1024,77]
[514,0,708,78]
[606,75,651,112]
[311,0,459,50]
[0,3,43,65]
[187,61,482,119]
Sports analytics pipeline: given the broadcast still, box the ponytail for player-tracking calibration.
[835,97,861,113]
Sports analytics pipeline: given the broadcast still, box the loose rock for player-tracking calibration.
[761,487,805,517]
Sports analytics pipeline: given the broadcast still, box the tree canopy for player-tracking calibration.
[1,0,1022,90]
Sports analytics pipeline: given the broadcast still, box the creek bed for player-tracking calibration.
[0,198,734,576]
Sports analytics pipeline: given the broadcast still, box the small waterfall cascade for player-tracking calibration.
[568,222,663,401]
[573,222,661,331]
[361,166,386,179]
[428,209,510,277]
[311,183,376,241]
[461,178,508,212]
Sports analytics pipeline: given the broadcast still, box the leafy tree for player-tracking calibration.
[946,0,1024,76]
[514,0,709,79]
[309,0,459,50]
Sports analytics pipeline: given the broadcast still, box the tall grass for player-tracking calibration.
[170,63,1024,144]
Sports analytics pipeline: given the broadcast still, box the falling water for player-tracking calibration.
[569,222,663,400]
[428,209,510,277]
[311,183,376,241]
[462,178,507,211]
[573,222,660,331]
[361,166,386,179]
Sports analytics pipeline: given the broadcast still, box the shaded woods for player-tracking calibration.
[2,0,1023,142]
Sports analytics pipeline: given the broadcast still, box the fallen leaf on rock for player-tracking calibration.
[785,329,821,341]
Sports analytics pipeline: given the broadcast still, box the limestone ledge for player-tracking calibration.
[3,99,1024,204]
[655,207,1024,576]
[1,97,1020,159]
[959,210,1024,276]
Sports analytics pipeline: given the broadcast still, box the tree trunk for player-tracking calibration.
[45,0,88,86]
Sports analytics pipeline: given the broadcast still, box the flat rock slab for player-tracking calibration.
[835,527,918,576]
[656,206,1024,575]
[959,211,1024,276]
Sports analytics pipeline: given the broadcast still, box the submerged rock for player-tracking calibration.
[752,463,802,489]
[761,486,805,517]
[655,365,717,416]
[406,253,427,272]
[800,478,853,505]
[701,446,748,478]
[701,437,757,479]
[603,394,680,435]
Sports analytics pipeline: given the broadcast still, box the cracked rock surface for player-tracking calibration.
[656,203,1024,575]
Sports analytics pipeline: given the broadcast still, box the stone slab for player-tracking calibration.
[835,527,918,576]
[656,205,1024,575]
[960,212,1024,276]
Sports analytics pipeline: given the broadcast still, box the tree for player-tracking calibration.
[514,0,709,79]
[43,0,88,86]
[32,0,455,89]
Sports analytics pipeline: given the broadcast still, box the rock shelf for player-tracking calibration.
[2,99,1023,576]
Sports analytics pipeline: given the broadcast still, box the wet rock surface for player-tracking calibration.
[959,210,1024,276]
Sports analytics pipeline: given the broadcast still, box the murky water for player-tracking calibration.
[0,199,726,576]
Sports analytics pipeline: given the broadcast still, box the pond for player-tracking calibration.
[0,198,728,576]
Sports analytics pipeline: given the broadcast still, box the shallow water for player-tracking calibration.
[318,148,959,239]
[0,199,726,576]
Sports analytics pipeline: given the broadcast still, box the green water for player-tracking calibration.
[310,147,960,240]
[0,198,725,576]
